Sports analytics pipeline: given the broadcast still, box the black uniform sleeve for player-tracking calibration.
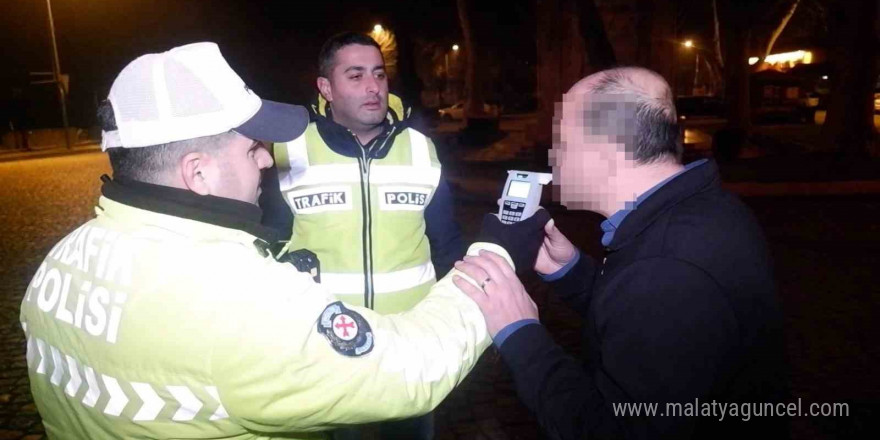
[424,175,466,278]
[259,165,294,238]
[499,258,739,439]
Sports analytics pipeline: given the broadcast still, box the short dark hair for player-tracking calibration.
[585,69,682,164]
[98,100,234,183]
[317,32,382,78]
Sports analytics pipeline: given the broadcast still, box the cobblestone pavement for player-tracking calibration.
[2,152,878,439]
[0,154,110,440]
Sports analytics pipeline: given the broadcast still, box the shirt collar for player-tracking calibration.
[600,159,708,247]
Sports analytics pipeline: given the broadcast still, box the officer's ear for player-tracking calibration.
[180,151,213,196]
[317,77,332,102]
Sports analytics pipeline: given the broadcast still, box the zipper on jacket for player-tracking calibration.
[353,127,396,310]
[354,134,375,309]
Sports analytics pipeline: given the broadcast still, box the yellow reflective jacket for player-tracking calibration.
[20,180,497,439]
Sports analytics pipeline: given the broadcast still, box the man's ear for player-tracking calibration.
[317,77,332,102]
[180,151,211,196]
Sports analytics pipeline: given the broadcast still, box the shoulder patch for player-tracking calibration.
[317,302,374,357]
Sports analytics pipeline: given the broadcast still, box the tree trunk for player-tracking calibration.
[715,0,753,159]
[821,0,878,157]
[576,0,617,69]
[536,0,565,146]
[456,0,485,118]
[636,0,676,89]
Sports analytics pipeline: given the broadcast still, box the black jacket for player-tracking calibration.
[260,104,465,279]
[499,160,788,439]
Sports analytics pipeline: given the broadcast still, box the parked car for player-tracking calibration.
[674,96,725,120]
[437,102,501,120]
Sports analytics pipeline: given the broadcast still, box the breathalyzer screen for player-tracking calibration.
[507,181,531,198]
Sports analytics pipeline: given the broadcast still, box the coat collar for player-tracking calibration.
[312,112,402,160]
[607,159,722,251]
[100,175,283,243]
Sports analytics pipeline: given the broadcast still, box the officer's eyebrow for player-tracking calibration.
[343,64,386,74]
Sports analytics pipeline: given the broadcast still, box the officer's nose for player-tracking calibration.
[365,76,379,95]
[256,144,274,169]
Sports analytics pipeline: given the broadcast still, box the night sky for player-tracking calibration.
[1,0,535,127]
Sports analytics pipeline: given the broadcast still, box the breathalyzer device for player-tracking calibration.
[498,170,553,224]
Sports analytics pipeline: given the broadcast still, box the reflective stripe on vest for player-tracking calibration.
[321,260,436,295]
[24,333,229,422]
[279,133,440,189]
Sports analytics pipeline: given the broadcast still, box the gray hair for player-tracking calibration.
[584,68,682,164]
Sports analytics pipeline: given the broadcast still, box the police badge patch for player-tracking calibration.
[317,302,374,357]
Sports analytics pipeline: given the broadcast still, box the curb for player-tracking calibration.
[0,144,102,163]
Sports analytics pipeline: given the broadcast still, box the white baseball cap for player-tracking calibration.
[102,42,308,150]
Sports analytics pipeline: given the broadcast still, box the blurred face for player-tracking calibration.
[550,93,637,211]
[205,133,274,205]
[319,44,389,133]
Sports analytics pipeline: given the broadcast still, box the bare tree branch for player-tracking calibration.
[760,0,801,64]
[712,0,724,70]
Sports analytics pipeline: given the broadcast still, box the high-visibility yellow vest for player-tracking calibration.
[274,124,441,313]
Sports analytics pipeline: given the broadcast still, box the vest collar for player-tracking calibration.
[100,175,283,243]
[312,108,406,160]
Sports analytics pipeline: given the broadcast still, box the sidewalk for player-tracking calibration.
[0,143,101,163]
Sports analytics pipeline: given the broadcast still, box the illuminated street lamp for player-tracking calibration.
[373,24,383,34]
[445,44,460,104]
[681,40,700,95]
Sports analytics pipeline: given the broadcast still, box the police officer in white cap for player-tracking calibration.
[19,42,545,439]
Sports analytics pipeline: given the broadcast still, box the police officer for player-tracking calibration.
[264,33,465,439]
[19,42,514,440]
[266,32,464,315]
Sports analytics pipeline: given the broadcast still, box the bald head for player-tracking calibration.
[564,67,681,164]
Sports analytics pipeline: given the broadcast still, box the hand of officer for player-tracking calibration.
[477,208,552,274]
[534,219,577,275]
[453,250,538,337]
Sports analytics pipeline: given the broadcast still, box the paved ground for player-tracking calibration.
[1,152,878,439]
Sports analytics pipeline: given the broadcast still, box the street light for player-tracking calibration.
[445,44,460,105]
[446,44,460,79]
[42,0,71,149]
[681,40,700,95]
[373,24,383,34]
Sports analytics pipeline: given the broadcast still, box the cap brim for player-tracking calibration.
[234,99,309,143]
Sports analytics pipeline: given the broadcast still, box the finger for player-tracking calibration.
[453,275,487,303]
[454,260,490,284]
[477,250,517,279]
[546,219,569,244]
[469,253,511,288]
[544,218,556,235]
